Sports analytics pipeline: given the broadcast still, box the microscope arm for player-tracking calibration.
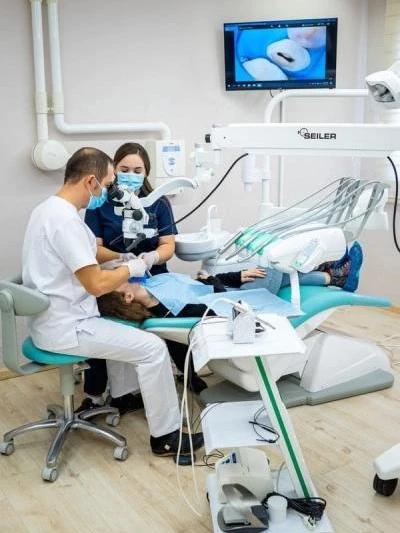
[140,178,197,208]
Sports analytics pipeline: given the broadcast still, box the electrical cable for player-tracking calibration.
[176,307,222,517]
[249,406,280,444]
[387,156,400,253]
[158,153,249,234]
[262,491,327,525]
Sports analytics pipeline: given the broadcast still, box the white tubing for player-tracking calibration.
[46,0,171,139]
[30,0,48,141]
[53,114,172,138]
[264,88,369,123]
[264,89,369,207]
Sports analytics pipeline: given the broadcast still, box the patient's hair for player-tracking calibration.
[97,291,151,321]
[64,147,114,184]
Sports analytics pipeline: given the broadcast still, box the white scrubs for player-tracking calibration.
[22,196,180,437]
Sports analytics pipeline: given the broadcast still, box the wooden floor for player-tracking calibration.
[0,307,399,533]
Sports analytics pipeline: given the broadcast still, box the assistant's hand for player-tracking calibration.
[241,268,266,283]
[139,251,160,270]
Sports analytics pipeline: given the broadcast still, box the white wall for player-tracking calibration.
[0,0,395,308]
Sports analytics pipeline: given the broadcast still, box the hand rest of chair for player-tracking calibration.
[0,279,49,316]
[0,279,50,375]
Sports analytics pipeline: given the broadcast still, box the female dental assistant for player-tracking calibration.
[80,142,206,414]
[85,142,177,274]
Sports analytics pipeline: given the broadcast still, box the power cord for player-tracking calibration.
[249,406,280,443]
[176,307,222,516]
[158,153,249,234]
[262,491,327,527]
[387,155,400,253]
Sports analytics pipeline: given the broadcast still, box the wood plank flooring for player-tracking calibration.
[0,306,399,532]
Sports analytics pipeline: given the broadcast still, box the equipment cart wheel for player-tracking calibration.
[373,474,398,496]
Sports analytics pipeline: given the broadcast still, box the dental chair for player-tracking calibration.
[200,285,393,407]
[105,284,393,408]
[0,278,128,482]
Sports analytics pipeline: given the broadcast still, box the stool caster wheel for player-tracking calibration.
[113,446,128,461]
[0,441,15,456]
[42,466,59,482]
[373,474,398,496]
[46,405,63,419]
[106,414,120,427]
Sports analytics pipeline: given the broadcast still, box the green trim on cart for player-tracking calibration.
[255,355,311,499]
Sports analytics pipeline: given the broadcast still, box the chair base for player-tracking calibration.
[0,402,128,482]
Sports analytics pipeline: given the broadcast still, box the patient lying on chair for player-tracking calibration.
[97,242,363,321]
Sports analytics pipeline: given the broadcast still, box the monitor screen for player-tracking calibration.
[224,17,337,91]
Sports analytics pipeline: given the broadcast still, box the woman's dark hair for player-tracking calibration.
[64,147,113,184]
[97,291,151,321]
[114,142,153,196]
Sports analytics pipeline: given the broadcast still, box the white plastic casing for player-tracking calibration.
[145,140,186,179]
[215,447,274,504]
[264,226,347,273]
[374,443,400,480]
[32,140,70,171]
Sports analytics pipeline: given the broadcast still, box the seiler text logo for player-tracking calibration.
[297,128,336,140]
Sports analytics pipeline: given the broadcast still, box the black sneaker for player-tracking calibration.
[176,374,208,394]
[110,392,144,415]
[150,429,204,457]
[75,397,103,413]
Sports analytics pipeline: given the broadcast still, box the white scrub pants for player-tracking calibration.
[63,317,180,438]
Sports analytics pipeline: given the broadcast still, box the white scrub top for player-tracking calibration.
[22,195,99,351]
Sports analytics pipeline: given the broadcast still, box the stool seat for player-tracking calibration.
[22,337,87,365]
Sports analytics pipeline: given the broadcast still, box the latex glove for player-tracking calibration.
[101,258,124,270]
[124,258,147,278]
[241,268,266,283]
[139,251,160,270]
[120,252,137,262]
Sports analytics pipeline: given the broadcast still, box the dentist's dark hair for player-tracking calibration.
[64,147,114,184]
[114,142,153,196]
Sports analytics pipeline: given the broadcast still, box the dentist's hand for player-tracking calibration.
[124,258,147,278]
[139,251,160,270]
[120,252,137,262]
[101,258,124,270]
[100,253,137,270]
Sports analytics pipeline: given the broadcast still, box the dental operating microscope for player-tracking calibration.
[108,177,197,252]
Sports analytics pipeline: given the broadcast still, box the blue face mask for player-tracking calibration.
[86,179,108,210]
[117,172,145,191]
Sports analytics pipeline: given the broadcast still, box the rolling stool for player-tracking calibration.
[0,278,128,482]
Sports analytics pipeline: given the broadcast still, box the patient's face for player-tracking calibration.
[116,282,148,305]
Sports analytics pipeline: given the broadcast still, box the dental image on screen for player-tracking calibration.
[224,18,337,90]
[237,26,326,81]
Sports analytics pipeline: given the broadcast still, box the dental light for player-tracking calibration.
[366,61,400,108]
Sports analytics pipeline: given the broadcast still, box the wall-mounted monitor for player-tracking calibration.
[224,17,338,91]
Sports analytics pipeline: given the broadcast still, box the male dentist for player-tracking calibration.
[22,147,203,456]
